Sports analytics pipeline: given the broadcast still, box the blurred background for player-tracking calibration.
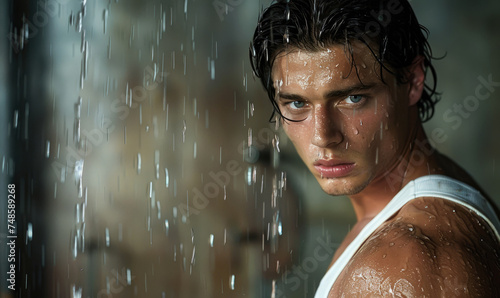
[0,0,499,297]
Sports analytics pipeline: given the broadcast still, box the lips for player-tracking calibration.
[313,159,355,178]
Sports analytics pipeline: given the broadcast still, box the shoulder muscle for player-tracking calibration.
[333,198,500,297]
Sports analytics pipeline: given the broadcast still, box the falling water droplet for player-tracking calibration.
[162,11,166,32]
[71,285,82,298]
[273,135,280,152]
[102,9,108,34]
[375,148,379,165]
[283,27,290,43]
[248,128,253,147]
[74,160,84,198]
[46,140,50,158]
[209,234,214,247]
[165,220,169,236]
[210,60,215,80]
[190,246,196,272]
[80,30,85,53]
[246,167,252,186]
[229,275,235,290]
[137,153,142,174]
[76,204,80,223]
[74,97,82,146]
[13,110,18,128]
[76,11,83,32]
[105,228,110,247]
[165,168,169,187]
[182,120,187,143]
[127,269,132,285]
[155,150,160,179]
[27,222,33,241]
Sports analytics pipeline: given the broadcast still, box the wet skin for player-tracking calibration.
[272,43,500,296]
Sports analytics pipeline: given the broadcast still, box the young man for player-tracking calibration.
[250,0,500,296]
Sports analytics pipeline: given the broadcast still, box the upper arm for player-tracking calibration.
[332,216,500,297]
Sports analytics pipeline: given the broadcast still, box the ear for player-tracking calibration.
[407,56,425,107]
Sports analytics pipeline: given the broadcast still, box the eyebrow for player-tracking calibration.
[277,83,377,101]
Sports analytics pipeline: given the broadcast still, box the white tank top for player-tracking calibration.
[314,175,500,297]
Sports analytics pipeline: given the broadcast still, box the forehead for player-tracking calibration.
[271,43,381,89]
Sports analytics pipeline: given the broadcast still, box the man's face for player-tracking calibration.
[272,43,415,196]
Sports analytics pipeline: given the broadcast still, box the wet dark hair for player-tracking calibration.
[250,0,440,122]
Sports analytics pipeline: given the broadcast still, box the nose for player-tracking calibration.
[311,105,343,148]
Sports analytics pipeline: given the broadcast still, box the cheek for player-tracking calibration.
[283,123,303,145]
[283,123,312,154]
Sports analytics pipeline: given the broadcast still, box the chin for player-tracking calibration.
[316,175,371,196]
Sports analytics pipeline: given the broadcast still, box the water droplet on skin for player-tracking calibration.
[389,242,395,247]
[354,128,359,135]
[382,254,387,259]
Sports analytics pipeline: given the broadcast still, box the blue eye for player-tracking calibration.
[345,95,363,104]
[289,101,305,109]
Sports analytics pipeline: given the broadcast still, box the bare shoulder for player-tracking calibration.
[332,197,500,297]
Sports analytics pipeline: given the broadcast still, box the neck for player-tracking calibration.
[347,121,444,222]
